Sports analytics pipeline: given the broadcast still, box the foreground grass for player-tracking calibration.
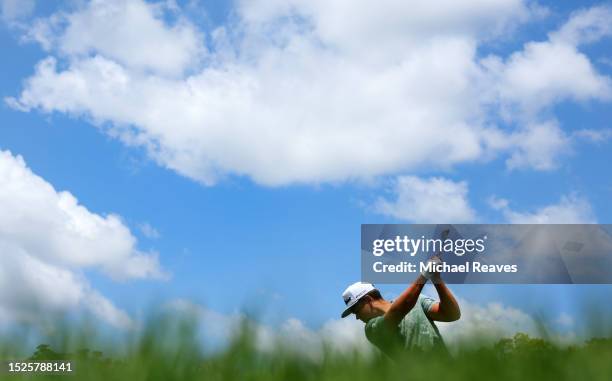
[1,315,611,381]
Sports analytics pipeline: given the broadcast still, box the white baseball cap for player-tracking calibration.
[341,282,377,318]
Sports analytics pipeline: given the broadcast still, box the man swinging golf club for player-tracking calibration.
[341,257,460,356]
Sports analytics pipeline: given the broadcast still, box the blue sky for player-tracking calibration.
[1,0,611,344]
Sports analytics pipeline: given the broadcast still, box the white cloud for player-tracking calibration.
[26,0,204,76]
[139,222,160,239]
[482,6,612,117]
[7,2,612,185]
[437,297,538,348]
[481,120,569,170]
[1,0,34,22]
[0,150,166,328]
[550,6,612,46]
[489,194,596,223]
[166,299,243,348]
[0,245,133,329]
[492,43,610,114]
[573,128,612,143]
[556,312,574,327]
[238,0,536,56]
[166,299,372,357]
[437,295,581,350]
[0,150,166,279]
[168,296,576,355]
[375,176,478,223]
[505,121,570,170]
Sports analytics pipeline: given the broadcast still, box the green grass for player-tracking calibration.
[1,314,611,381]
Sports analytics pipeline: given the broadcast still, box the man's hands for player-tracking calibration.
[423,258,461,322]
[419,255,461,322]
[421,256,442,283]
[384,255,460,326]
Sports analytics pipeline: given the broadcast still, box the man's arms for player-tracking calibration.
[382,258,461,327]
[383,274,428,328]
[425,280,461,322]
[423,256,461,322]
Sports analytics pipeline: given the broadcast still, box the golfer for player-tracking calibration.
[341,263,460,356]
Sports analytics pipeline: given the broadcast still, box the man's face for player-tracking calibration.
[353,296,376,323]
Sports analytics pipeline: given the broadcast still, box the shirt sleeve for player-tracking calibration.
[364,316,383,343]
[419,294,437,314]
[365,316,401,356]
